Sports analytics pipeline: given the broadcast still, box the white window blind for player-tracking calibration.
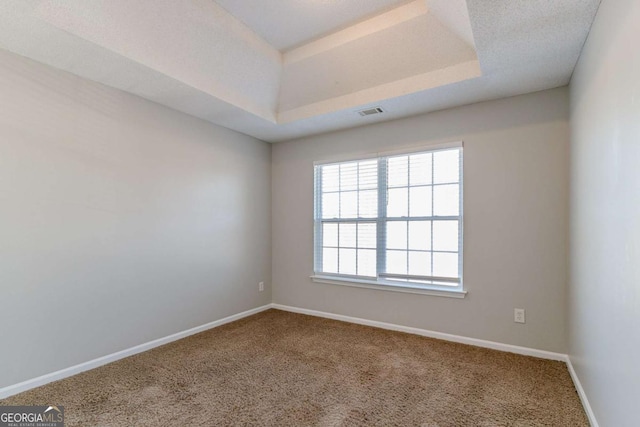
[314,145,463,292]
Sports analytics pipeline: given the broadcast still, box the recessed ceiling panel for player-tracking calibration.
[214,0,411,50]
[279,12,480,122]
[0,0,601,142]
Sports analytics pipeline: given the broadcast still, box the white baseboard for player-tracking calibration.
[2,301,596,427]
[566,356,599,427]
[0,304,272,400]
[271,304,599,427]
[272,304,602,423]
[271,303,567,361]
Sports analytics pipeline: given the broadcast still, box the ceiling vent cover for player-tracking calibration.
[358,107,385,117]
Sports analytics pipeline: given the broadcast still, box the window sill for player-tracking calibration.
[310,275,467,299]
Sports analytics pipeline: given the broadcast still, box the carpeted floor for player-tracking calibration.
[1,309,588,426]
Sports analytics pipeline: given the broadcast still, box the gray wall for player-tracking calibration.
[272,87,570,353]
[569,0,640,425]
[0,50,271,388]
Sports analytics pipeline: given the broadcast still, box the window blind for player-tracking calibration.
[314,145,463,291]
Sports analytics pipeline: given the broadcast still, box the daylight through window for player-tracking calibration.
[313,145,463,292]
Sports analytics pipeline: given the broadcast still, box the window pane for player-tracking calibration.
[387,187,408,217]
[433,149,459,184]
[409,186,432,217]
[359,160,378,190]
[433,184,459,216]
[322,193,339,219]
[316,149,461,287]
[323,223,338,247]
[358,223,377,249]
[410,153,432,185]
[387,221,407,250]
[339,223,357,248]
[357,249,376,277]
[339,248,357,275]
[409,251,431,276]
[387,156,408,187]
[433,252,458,278]
[340,162,358,191]
[408,221,431,251]
[340,191,358,218]
[433,220,459,252]
[322,165,339,192]
[359,189,377,218]
[323,248,338,273]
[386,250,407,275]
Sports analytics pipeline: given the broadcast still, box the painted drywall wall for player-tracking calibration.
[569,0,640,425]
[272,87,570,353]
[0,49,271,389]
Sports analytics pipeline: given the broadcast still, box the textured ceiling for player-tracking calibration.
[214,0,411,51]
[0,0,601,143]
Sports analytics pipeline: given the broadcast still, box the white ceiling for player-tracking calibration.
[0,0,601,143]
[214,0,412,51]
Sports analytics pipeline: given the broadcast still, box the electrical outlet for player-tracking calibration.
[258,281,264,292]
[514,308,525,324]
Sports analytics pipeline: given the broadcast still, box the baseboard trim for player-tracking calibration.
[3,302,596,426]
[0,304,272,400]
[271,303,567,361]
[566,356,599,427]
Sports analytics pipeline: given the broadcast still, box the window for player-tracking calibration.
[313,144,463,295]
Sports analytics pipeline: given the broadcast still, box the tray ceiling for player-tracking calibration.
[0,0,600,142]
[214,0,411,51]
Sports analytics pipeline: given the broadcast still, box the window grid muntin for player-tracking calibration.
[314,147,462,290]
[382,150,460,281]
[316,158,379,277]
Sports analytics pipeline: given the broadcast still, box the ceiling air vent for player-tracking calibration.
[357,107,385,117]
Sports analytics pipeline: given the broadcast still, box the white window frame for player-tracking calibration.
[311,142,466,298]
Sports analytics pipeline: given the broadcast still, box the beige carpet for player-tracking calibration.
[1,309,588,426]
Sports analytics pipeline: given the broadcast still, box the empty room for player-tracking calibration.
[0,0,637,426]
